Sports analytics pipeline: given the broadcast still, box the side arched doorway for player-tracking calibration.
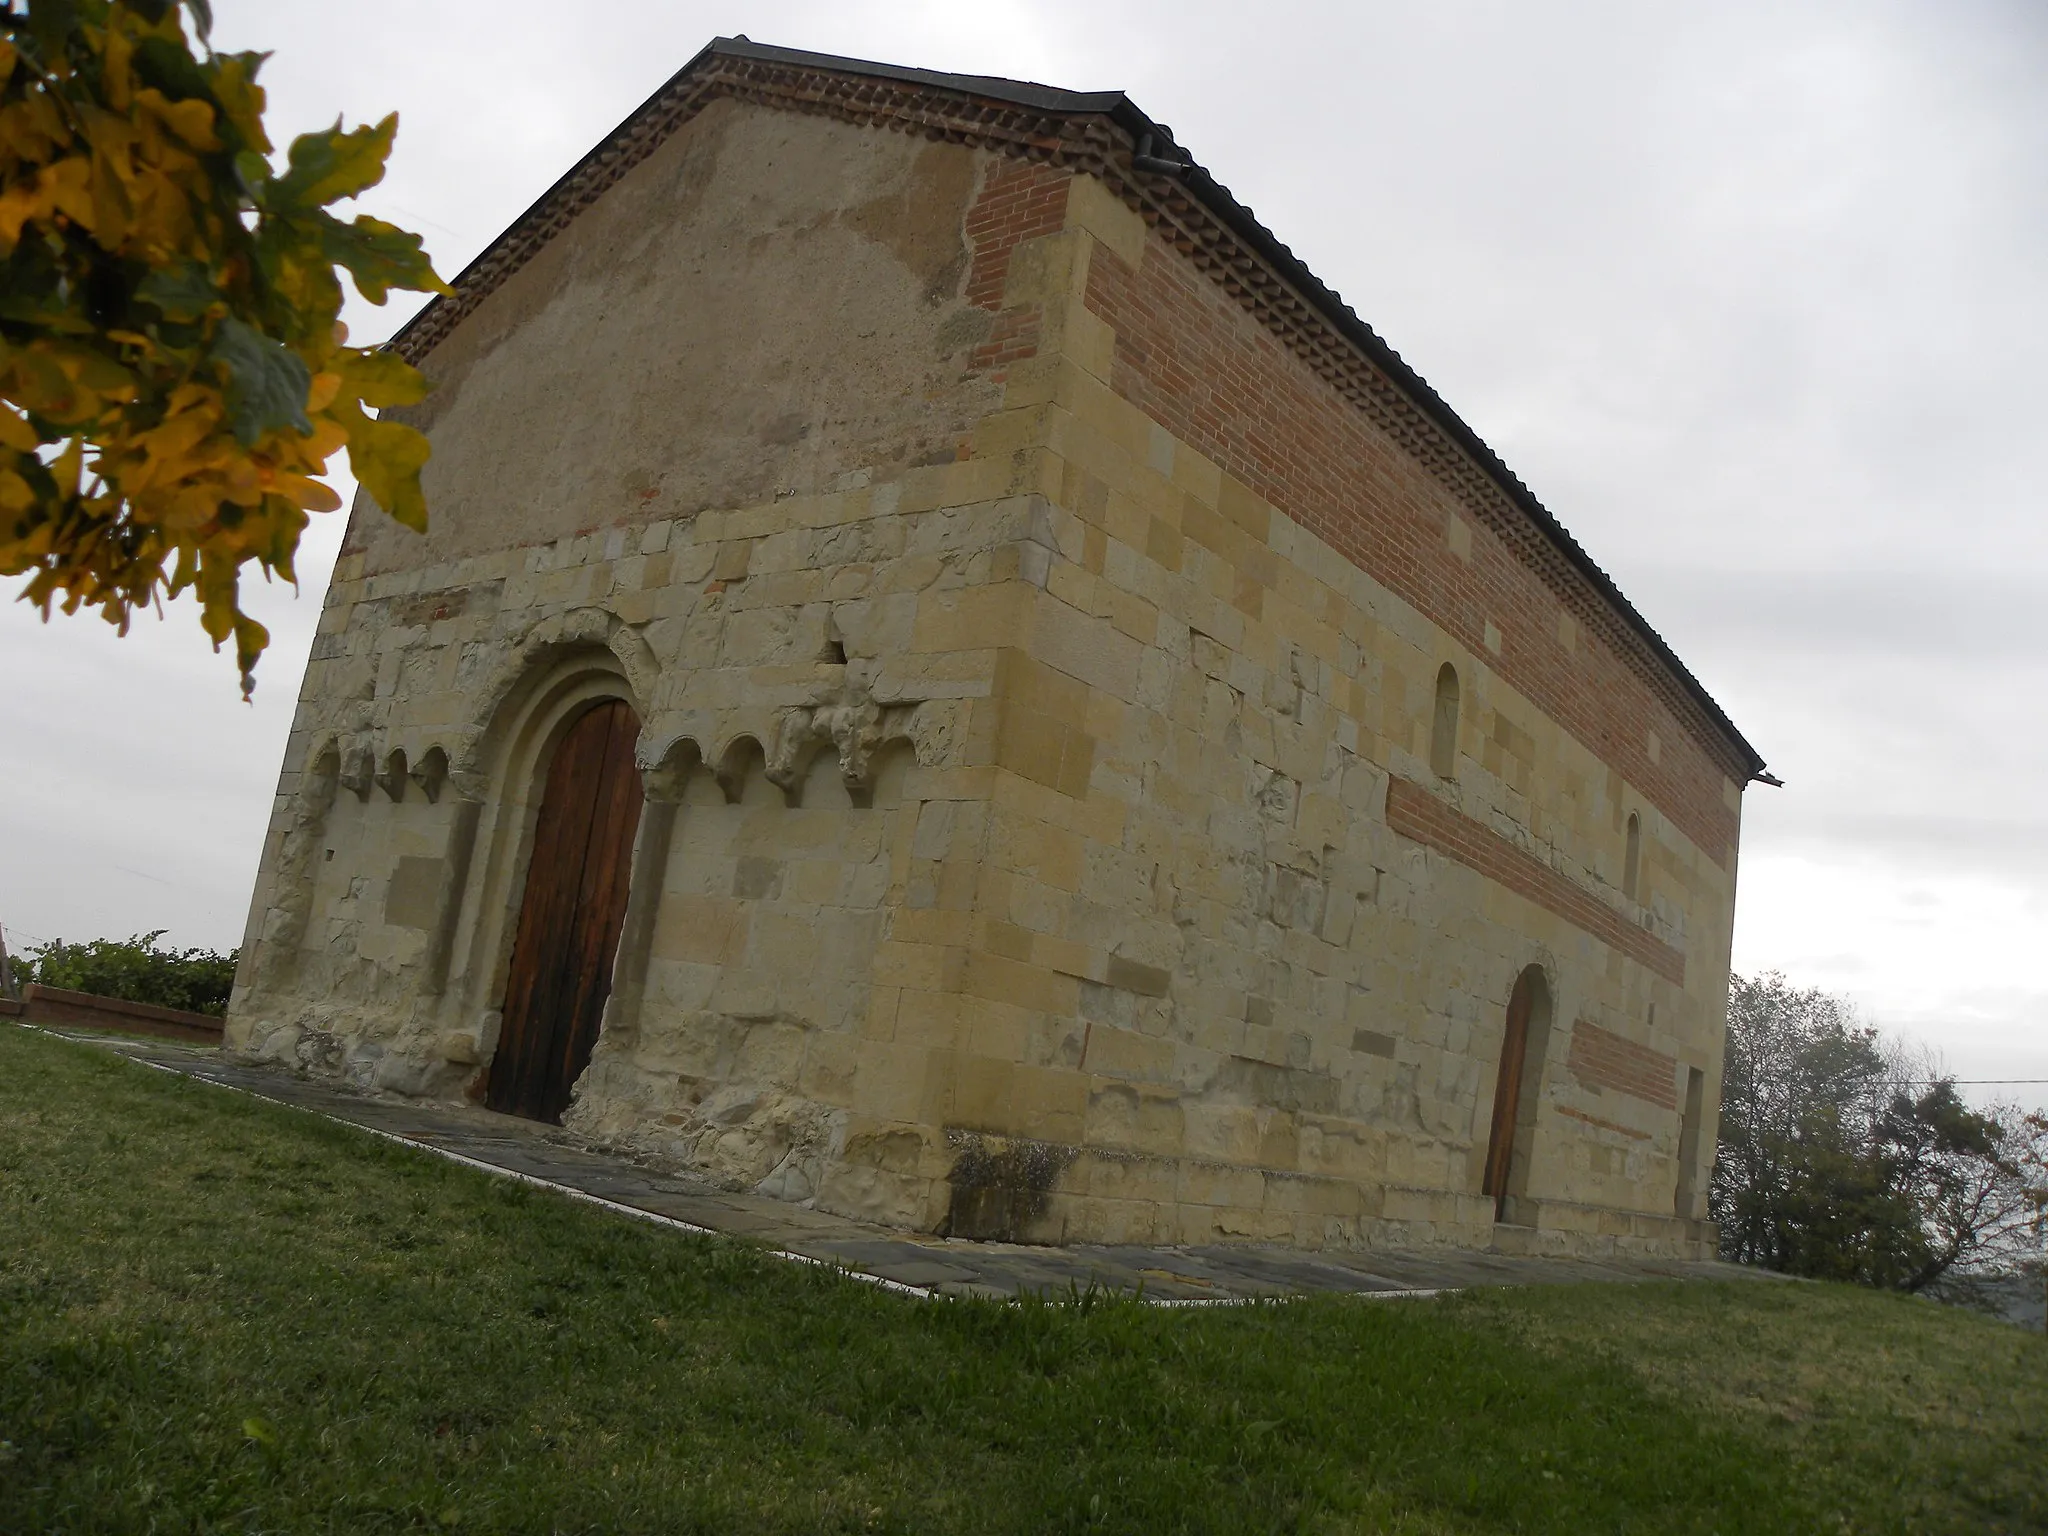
[1482,965,1552,1222]
[486,698,644,1123]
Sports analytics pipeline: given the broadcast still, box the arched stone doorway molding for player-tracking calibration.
[1482,963,1555,1224]
[448,607,662,799]
[485,696,645,1122]
[440,636,655,1118]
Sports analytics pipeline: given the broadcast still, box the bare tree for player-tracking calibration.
[1713,973,2048,1297]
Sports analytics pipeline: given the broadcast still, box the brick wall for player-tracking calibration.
[964,160,1071,375]
[1568,1019,1679,1110]
[1085,236,1740,865]
[1384,776,1686,986]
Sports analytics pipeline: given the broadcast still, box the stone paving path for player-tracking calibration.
[59,1028,1770,1303]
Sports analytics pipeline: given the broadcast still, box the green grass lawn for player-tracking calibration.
[3,1027,2043,1535]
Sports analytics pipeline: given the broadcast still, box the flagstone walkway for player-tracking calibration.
[59,1027,1771,1304]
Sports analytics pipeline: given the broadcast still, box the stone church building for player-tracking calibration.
[227,39,1770,1258]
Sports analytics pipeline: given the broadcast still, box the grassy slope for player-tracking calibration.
[2,1028,2042,1536]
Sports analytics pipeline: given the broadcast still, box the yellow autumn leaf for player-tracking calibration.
[338,403,430,533]
[0,468,33,515]
[164,480,224,530]
[39,155,97,229]
[0,406,35,452]
[2,3,445,688]
[48,437,82,497]
[298,417,350,464]
[209,52,271,155]
[220,456,263,507]
[8,348,84,418]
[98,23,135,111]
[135,89,221,154]
[331,345,432,409]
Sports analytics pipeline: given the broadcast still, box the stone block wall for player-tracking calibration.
[230,85,1747,1258]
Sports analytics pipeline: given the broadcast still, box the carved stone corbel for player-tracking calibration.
[767,695,885,806]
[765,707,821,805]
[338,743,376,801]
[819,698,883,802]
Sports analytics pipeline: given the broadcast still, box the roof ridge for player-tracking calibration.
[386,37,1768,785]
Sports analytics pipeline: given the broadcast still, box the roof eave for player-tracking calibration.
[1093,95,1768,783]
[385,36,1771,785]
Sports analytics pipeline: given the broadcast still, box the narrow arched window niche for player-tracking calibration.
[1623,812,1642,900]
[1429,663,1460,779]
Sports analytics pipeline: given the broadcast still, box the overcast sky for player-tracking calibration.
[4,1,2042,1108]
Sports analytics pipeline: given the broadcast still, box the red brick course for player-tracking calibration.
[964,160,1070,374]
[1085,236,1740,867]
[1384,776,1686,987]
[1568,1019,1679,1111]
[12,984,224,1045]
[378,46,1753,874]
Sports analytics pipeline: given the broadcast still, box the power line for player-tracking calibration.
[1901,1079,2048,1086]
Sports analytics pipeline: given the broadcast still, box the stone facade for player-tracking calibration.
[228,41,1768,1259]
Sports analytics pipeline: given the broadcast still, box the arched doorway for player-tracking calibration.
[486,698,644,1123]
[1482,965,1551,1222]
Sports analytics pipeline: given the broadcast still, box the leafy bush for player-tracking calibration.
[20,931,237,1016]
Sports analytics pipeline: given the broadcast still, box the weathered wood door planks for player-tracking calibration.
[487,699,643,1123]
[1483,969,1536,1219]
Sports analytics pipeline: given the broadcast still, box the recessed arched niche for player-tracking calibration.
[1429,662,1460,780]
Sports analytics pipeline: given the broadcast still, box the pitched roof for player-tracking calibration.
[391,36,1769,785]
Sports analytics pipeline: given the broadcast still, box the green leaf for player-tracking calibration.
[315,211,448,304]
[253,221,344,327]
[273,116,396,211]
[233,149,271,206]
[241,1415,275,1445]
[208,318,310,446]
[7,349,87,422]
[130,33,215,104]
[0,244,72,327]
[136,262,219,323]
[182,0,214,43]
[24,0,82,71]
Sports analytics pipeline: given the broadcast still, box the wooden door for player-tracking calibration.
[486,699,643,1123]
[1483,970,1536,1218]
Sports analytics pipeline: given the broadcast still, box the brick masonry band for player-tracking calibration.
[7,985,226,1045]
[1566,1021,1682,1112]
[1384,776,1687,988]
[388,39,1767,817]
